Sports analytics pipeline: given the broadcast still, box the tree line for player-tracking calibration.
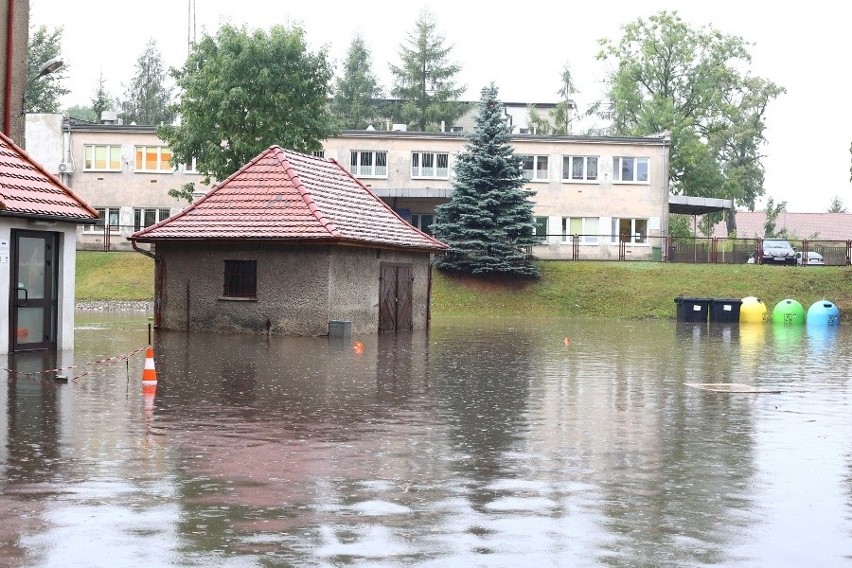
[29,10,841,275]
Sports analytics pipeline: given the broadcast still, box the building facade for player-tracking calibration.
[130,147,448,336]
[28,113,671,260]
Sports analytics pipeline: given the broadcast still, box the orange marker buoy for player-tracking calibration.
[353,340,364,355]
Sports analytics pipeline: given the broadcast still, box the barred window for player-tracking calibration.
[223,260,257,298]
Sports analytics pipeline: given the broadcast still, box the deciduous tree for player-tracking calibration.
[763,197,787,238]
[24,25,68,113]
[158,23,337,186]
[390,10,465,131]
[595,11,784,233]
[432,84,539,278]
[120,39,173,126]
[331,35,383,129]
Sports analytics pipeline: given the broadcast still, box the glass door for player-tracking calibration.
[10,230,58,352]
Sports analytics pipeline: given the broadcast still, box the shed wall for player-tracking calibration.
[327,247,432,333]
[155,243,434,336]
[157,243,332,335]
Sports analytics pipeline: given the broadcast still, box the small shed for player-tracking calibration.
[0,131,98,354]
[130,147,448,336]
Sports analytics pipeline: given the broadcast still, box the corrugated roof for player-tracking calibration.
[712,211,852,241]
[130,146,448,252]
[0,131,98,222]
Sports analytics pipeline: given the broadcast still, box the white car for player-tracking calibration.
[796,251,825,266]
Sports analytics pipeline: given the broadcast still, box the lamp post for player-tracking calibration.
[21,56,63,114]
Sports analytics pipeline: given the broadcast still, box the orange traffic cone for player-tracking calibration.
[142,346,157,385]
[142,346,157,416]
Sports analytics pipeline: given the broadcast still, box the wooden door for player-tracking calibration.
[379,263,413,333]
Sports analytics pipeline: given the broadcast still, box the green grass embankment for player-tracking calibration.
[76,251,155,301]
[76,251,852,319]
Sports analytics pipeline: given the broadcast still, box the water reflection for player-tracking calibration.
[1,315,852,566]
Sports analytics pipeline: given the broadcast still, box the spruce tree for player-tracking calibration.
[91,72,116,122]
[389,9,465,131]
[331,35,382,129]
[120,39,173,125]
[432,84,539,278]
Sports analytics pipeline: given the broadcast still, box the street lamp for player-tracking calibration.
[21,57,64,113]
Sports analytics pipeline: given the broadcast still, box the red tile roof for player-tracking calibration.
[712,211,852,241]
[0,131,98,221]
[131,146,448,252]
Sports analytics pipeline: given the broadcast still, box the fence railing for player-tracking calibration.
[78,224,852,266]
[529,235,852,265]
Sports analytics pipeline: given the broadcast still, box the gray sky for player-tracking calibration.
[30,0,852,213]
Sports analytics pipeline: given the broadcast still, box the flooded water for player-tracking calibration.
[2,312,852,567]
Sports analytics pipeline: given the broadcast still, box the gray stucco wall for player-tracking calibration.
[327,247,433,334]
[155,242,433,336]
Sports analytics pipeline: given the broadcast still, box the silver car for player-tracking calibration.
[796,251,825,266]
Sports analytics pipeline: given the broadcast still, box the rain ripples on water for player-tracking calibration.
[2,312,852,566]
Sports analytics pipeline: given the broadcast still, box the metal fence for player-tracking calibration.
[79,224,852,266]
[530,235,852,265]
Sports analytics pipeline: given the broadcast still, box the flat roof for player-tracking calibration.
[669,195,732,215]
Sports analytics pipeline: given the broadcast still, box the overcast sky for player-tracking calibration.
[30,0,851,213]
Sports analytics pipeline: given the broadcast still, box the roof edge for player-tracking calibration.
[0,130,99,220]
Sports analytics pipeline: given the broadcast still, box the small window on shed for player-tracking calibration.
[223,260,257,298]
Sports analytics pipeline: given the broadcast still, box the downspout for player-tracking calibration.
[4,0,16,136]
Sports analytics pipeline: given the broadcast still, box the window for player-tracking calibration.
[613,156,649,183]
[562,155,598,182]
[183,157,198,173]
[411,151,449,178]
[223,260,257,298]
[520,155,548,181]
[135,146,172,172]
[410,213,434,235]
[133,208,171,231]
[349,150,387,177]
[312,150,325,158]
[84,207,120,233]
[534,216,548,243]
[561,217,599,244]
[83,144,122,171]
[612,218,648,244]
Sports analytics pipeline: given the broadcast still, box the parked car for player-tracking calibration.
[754,239,797,265]
[796,251,825,266]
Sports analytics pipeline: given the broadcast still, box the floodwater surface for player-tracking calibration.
[2,312,852,567]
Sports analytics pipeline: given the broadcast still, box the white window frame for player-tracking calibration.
[83,144,122,172]
[520,155,549,182]
[533,216,548,243]
[562,155,599,183]
[134,207,172,232]
[349,150,388,178]
[561,217,599,244]
[613,156,649,183]
[411,151,450,179]
[611,218,649,244]
[183,157,199,173]
[135,146,173,173]
[83,207,120,234]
